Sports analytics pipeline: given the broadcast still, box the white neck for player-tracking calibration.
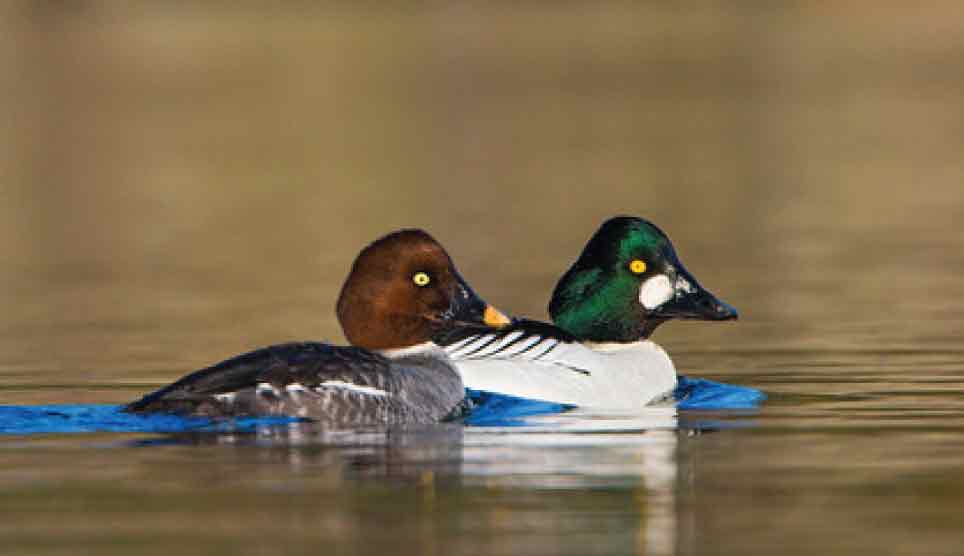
[377,342,445,359]
[583,339,658,351]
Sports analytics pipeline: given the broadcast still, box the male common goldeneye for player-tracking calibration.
[439,216,737,408]
[125,229,511,426]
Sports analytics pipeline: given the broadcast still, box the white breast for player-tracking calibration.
[450,339,677,409]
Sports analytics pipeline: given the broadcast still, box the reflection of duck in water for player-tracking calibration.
[125,229,510,425]
[443,217,737,408]
[144,421,468,482]
[150,416,682,555]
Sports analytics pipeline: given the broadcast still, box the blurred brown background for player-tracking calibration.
[1,1,962,396]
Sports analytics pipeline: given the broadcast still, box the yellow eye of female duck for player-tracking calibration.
[412,272,431,287]
[628,259,647,274]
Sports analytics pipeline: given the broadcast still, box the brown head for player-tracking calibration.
[336,229,511,350]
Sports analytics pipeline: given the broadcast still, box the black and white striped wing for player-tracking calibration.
[436,320,591,374]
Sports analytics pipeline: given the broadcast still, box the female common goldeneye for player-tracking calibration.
[438,216,737,408]
[125,229,511,426]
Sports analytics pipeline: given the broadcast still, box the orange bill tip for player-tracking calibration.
[483,305,512,327]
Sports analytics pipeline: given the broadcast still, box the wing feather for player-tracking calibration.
[438,320,590,374]
[125,342,393,413]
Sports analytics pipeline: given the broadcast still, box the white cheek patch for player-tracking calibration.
[639,275,674,310]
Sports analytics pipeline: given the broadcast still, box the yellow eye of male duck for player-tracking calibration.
[413,272,431,287]
[628,259,647,274]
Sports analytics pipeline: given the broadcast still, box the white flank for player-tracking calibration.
[639,275,674,309]
[455,340,678,408]
[214,392,236,403]
[317,380,390,397]
[285,383,307,394]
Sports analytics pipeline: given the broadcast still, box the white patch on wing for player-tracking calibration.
[317,380,390,397]
[285,383,307,394]
[502,335,544,356]
[442,336,478,354]
[531,338,561,359]
[639,275,674,309]
[255,382,279,396]
[214,392,236,403]
[469,331,525,358]
[454,335,569,368]
[502,330,525,344]
[444,330,568,363]
[447,335,496,358]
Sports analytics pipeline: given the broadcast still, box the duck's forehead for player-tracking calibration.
[352,238,447,280]
[400,243,452,271]
[617,226,665,258]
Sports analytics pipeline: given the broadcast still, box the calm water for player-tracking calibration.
[3,3,964,555]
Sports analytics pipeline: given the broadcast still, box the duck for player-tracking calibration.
[437,216,737,409]
[124,229,512,426]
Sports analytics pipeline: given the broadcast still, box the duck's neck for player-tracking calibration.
[552,277,649,342]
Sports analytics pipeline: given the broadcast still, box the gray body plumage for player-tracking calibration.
[124,342,465,427]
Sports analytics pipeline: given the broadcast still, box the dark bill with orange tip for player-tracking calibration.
[443,271,512,329]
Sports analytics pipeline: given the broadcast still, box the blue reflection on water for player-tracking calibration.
[0,404,298,435]
[462,390,573,426]
[675,375,766,410]
[0,376,763,435]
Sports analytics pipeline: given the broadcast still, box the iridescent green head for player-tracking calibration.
[549,216,738,342]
